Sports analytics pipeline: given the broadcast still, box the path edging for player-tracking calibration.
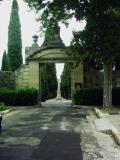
[94,107,120,145]
[0,109,13,115]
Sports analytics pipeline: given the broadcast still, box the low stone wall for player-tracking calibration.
[0,71,15,88]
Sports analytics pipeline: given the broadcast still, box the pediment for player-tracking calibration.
[27,48,72,61]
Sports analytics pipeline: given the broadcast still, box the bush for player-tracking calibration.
[112,87,120,106]
[0,88,38,106]
[0,102,8,111]
[73,87,120,106]
[73,88,103,106]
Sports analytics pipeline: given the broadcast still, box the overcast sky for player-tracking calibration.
[0,0,86,78]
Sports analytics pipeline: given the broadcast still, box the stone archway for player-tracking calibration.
[27,47,77,106]
[15,33,84,106]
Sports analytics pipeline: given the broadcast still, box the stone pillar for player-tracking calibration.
[38,63,42,107]
[28,61,39,89]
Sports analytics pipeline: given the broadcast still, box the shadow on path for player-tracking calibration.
[31,132,83,160]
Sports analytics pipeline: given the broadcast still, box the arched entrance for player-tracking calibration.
[27,47,77,106]
[15,31,84,106]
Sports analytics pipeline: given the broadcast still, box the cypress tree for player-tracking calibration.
[41,65,49,101]
[1,50,11,71]
[41,63,58,101]
[8,0,22,71]
[46,64,58,99]
[61,64,71,99]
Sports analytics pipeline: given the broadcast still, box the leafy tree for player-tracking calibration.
[25,0,120,109]
[8,0,22,71]
[61,64,71,99]
[1,50,11,71]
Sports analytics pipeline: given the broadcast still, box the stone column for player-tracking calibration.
[38,63,41,107]
[29,61,39,89]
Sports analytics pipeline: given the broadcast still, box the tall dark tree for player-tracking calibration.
[1,50,11,71]
[25,0,120,109]
[61,64,71,99]
[41,64,57,101]
[8,0,22,71]
[46,63,58,99]
[41,65,49,101]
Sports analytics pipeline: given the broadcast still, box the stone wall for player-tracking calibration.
[28,61,39,89]
[0,71,15,88]
[15,64,29,88]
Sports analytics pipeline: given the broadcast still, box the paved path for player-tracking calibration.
[0,100,85,160]
[0,99,120,160]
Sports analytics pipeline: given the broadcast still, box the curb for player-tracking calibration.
[94,107,120,146]
[0,109,13,115]
[94,108,104,118]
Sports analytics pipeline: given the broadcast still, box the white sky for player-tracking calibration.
[0,0,86,79]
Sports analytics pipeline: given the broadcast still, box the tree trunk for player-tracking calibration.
[103,61,112,109]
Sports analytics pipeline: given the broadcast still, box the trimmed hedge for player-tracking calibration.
[73,87,120,106]
[0,88,38,106]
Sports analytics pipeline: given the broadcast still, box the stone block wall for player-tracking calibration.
[15,64,29,88]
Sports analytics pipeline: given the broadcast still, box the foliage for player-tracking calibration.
[41,65,49,101]
[73,87,120,106]
[1,50,11,71]
[0,88,38,106]
[73,88,103,106]
[24,0,120,62]
[41,64,57,101]
[8,0,22,71]
[46,63,57,99]
[0,71,15,89]
[0,102,8,111]
[112,88,120,106]
[61,64,71,99]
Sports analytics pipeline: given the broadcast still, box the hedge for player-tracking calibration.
[73,87,120,106]
[0,88,38,106]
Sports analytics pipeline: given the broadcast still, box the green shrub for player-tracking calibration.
[0,102,8,111]
[112,87,120,106]
[0,88,38,106]
[73,87,120,106]
[73,88,103,106]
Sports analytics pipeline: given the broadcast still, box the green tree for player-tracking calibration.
[1,50,11,71]
[61,64,71,99]
[8,0,22,71]
[46,63,58,99]
[41,64,57,101]
[41,65,49,101]
[25,0,120,109]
